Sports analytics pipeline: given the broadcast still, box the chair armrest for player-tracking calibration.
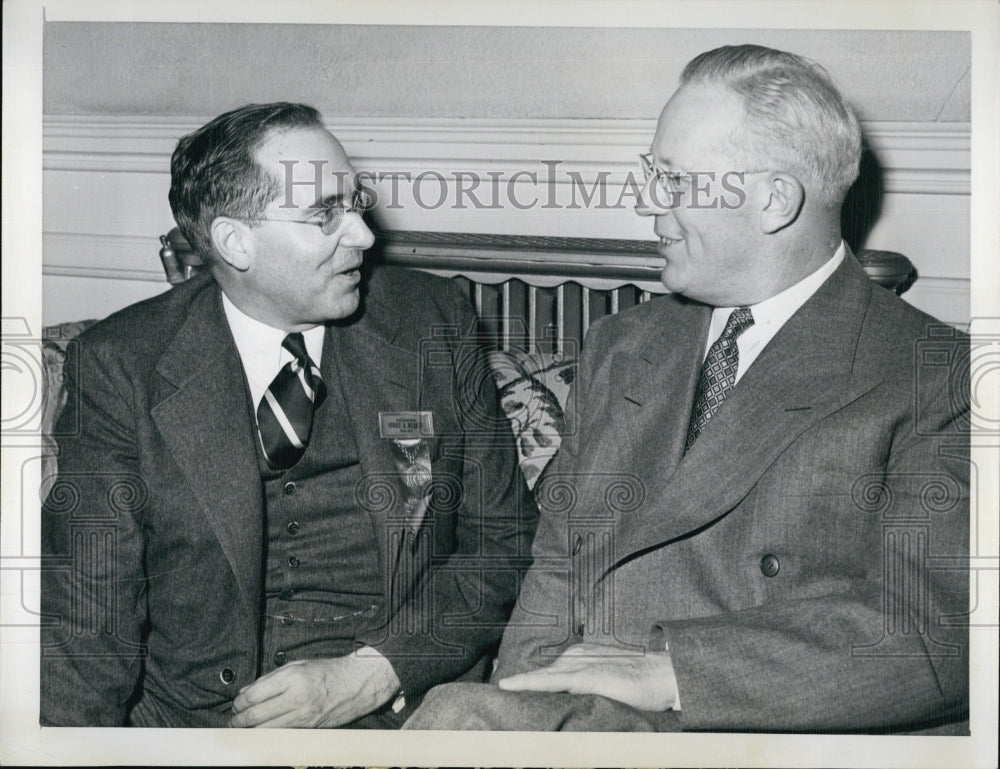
[855,249,915,294]
[159,228,204,284]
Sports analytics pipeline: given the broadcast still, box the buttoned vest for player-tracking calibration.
[243,334,383,675]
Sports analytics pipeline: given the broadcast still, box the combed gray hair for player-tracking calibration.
[682,45,862,207]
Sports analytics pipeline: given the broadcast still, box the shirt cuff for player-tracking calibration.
[649,626,681,711]
[663,642,681,712]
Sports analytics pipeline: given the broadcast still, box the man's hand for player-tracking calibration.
[229,646,400,728]
[498,642,678,712]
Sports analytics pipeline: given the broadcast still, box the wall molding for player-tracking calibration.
[42,232,970,326]
[43,115,971,195]
[44,232,166,282]
[41,115,972,327]
[900,277,971,328]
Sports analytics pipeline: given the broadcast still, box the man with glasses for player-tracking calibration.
[405,45,969,733]
[40,102,536,728]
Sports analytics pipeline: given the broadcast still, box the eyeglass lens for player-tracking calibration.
[319,190,370,234]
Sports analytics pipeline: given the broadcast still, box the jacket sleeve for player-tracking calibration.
[360,287,539,696]
[493,313,608,679]
[40,334,149,726]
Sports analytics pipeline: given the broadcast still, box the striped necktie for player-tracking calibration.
[256,332,327,470]
[685,307,754,451]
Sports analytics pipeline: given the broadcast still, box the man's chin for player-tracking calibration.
[659,266,686,295]
[659,270,713,305]
[323,289,361,322]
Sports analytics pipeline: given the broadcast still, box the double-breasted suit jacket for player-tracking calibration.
[497,252,969,733]
[41,266,536,727]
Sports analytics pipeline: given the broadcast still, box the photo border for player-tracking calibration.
[3,1,997,766]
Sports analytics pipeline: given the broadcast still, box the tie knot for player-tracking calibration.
[721,307,754,340]
[281,332,310,362]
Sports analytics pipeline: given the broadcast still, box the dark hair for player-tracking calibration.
[168,102,324,261]
[682,45,862,206]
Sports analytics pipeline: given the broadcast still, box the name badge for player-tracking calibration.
[378,411,434,439]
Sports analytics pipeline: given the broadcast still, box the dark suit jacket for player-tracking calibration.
[41,266,536,727]
[496,251,969,733]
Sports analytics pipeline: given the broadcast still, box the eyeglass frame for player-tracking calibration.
[244,188,373,235]
[638,153,769,210]
[639,153,694,195]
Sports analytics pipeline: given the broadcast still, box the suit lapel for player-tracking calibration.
[613,252,883,563]
[328,291,420,583]
[611,297,710,475]
[150,284,263,617]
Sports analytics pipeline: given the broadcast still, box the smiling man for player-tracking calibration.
[405,45,970,733]
[40,103,536,728]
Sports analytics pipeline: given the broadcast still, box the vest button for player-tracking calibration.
[273,651,287,666]
[219,667,236,685]
[287,556,300,568]
[283,482,296,496]
[286,521,300,535]
[760,554,780,577]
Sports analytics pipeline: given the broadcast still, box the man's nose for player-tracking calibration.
[635,192,656,217]
[635,175,668,217]
[338,212,375,250]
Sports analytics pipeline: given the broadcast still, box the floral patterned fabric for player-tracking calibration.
[488,350,577,489]
[40,320,98,494]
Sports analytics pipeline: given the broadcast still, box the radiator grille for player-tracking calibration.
[452,277,654,354]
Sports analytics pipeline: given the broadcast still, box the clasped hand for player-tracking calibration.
[229,646,400,728]
[498,642,678,712]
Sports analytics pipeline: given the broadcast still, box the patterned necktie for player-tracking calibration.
[685,307,755,451]
[256,332,327,470]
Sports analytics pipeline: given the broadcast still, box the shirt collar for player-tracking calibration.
[221,291,326,412]
[221,291,325,367]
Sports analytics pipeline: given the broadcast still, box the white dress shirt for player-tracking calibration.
[703,242,846,382]
[221,292,326,412]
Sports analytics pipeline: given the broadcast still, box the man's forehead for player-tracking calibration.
[258,127,354,171]
[256,126,357,204]
[651,82,743,164]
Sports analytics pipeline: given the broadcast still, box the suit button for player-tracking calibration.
[286,521,300,535]
[283,482,296,496]
[760,554,780,577]
[219,667,236,685]
[273,651,287,666]
[287,556,300,568]
[572,535,583,555]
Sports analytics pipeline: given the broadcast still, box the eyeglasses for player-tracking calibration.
[639,153,769,210]
[639,153,692,205]
[249,189,373,235]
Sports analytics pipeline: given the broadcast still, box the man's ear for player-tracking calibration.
[760,172,805,234]
[210,217,254,271]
